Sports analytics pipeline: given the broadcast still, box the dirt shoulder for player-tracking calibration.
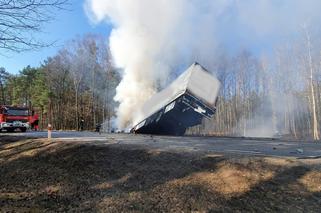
[0,135,321,212]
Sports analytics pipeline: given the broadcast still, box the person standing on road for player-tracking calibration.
[80,118,84,131]
[95,123,101,134]
[33,114,39,131]
[30,110,39,131]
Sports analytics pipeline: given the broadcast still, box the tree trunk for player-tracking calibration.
[305,27,320,140]
[75,88,79,131]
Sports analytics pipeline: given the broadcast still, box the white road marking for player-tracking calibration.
[226,149,262,154]
[52,137,108,141]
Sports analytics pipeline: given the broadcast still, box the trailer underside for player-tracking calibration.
[131,92,216,135]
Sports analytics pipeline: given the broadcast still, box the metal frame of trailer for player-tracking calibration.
[131,91,216,135]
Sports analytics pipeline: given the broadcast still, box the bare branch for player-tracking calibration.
[0,0,70,52]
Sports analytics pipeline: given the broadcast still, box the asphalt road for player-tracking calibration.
[2,131,321,158]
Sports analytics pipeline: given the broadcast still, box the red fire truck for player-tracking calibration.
[0,105,38,132]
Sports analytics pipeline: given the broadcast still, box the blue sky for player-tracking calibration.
[1,0,319,75]
[0,0,112,74]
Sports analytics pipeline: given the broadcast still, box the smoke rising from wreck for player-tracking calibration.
[84,0,227,128]
[85,0,321,135]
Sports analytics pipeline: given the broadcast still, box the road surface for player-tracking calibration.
[2,131,321,158]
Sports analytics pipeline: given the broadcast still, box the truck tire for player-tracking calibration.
[20,127,27,132]
[7,128,14,132]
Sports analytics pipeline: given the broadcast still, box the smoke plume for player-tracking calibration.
[85,0,321,130]
[84,0,229,128]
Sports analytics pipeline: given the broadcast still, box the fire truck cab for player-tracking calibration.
[0,106,31,132]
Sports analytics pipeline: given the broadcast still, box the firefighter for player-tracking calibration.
[31,110,39,131]
[33,114,39,131]
[95,123,101,134]
[80,118,84,131]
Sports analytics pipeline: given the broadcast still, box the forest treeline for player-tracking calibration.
[0,34,120,131]
[1,30,321,140]
[190,28,321,140]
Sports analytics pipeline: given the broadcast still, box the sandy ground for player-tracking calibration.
[0,135,321,212]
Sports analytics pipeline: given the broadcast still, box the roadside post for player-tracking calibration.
[48,124,52,140]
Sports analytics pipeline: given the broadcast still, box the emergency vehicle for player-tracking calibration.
[0,105,38,132]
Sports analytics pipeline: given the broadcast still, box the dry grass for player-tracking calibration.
[300,171,321,192]
[0,136,320,212]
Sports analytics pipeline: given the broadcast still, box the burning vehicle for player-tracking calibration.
[131,62,221,135]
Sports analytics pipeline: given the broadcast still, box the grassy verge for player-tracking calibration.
[0,136,320,212]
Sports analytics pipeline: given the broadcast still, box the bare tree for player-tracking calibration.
[303,25,319,140]
[0,0,69,52]
[44,49,71,129]
[69,49,85,131]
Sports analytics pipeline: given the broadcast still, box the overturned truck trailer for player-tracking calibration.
[131,62,221,135]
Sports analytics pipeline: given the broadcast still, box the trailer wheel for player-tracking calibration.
[20,128,27,132]
[7,128,14,132]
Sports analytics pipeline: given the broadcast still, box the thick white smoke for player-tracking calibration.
[85,0,321,129]
[84,0,229,128]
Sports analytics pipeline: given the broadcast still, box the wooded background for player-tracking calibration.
[190,28,321,140]
[1,34,120,132]
[1,29,321,140]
